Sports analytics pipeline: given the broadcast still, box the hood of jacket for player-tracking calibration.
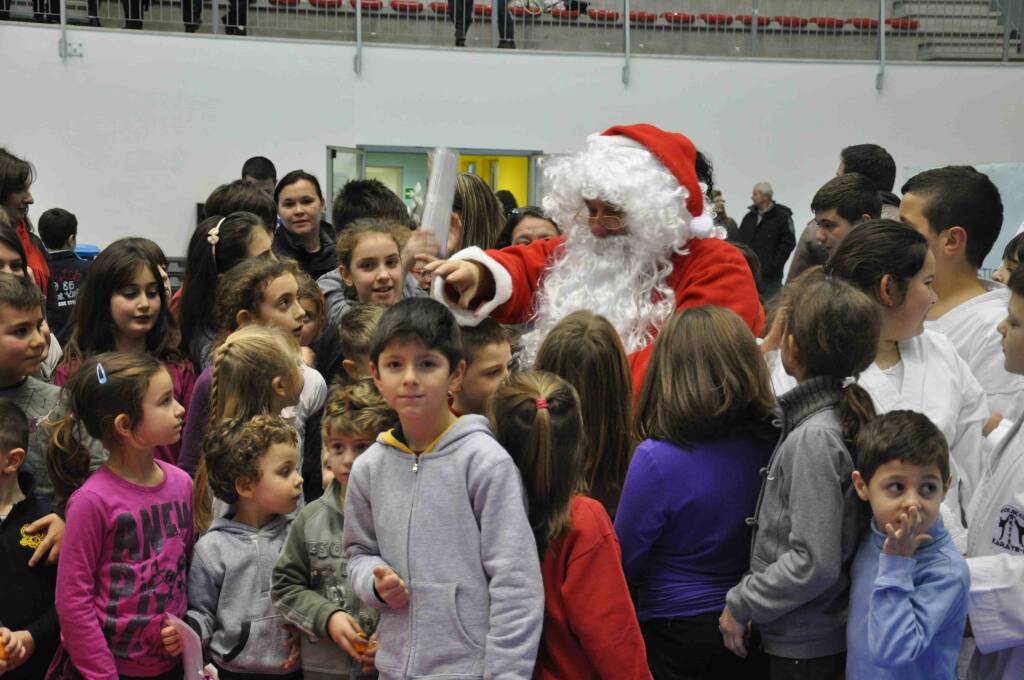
[378,413,495,457]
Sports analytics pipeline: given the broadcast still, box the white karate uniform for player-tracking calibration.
[767,329,990,549]
[925,280,1024,422]
[966,405,1024,679]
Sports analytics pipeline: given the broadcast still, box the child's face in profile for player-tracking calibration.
[132,368,186,448]
[253,274,306,342]
[324,428,376,488]
[999,292,1024,375]
[245,442,303,516]
[992,258,1018,285]
[853,459,949,536]
[452,341,513,415]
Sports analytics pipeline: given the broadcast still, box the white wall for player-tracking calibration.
[4,22,1024,258]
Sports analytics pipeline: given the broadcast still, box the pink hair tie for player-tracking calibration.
[535,398,549,410]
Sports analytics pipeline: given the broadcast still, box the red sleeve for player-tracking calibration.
[630,238,764,399]
[561,498,651,680]
[485,236,565,325]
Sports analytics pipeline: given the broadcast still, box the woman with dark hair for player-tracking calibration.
[0,148,50,296]
[496,207,559,248]
[272,170,337,279]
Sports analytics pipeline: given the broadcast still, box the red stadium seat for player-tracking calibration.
[774,15,808,27]
[661,11,694,25]
[588,8,621,22]
[550,7,579,19]
[269,0,300,6]
[810,16,845,29]
[428,1,447,12]
[848,17,880,30]
[473,3,491,15]
[629,10,657,23]
[310,0,344,8]
[887,17,919,30]
[350,0,383,9]
[736,14,769,26]
[391,0,423,11]
[699,12,733,26]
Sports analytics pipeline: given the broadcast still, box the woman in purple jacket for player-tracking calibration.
[615,305,776,679]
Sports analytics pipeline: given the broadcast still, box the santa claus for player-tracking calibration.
[425,124,765,391]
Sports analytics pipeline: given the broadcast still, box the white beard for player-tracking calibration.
[518,227,679,368]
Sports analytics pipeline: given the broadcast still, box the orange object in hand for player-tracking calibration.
[352,633,377,655]
[0,639,7,660]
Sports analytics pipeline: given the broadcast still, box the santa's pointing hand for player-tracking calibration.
[423,258,494,313]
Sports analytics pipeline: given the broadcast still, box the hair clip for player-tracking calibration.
[841,376,857,389]
[207,217,226,259]
[535,398,549,410]
[96,362,108,385]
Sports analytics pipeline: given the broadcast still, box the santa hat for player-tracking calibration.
[590,124,715,236]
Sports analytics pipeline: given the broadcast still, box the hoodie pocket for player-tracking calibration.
[410,582,484,676]
[219,614,291,672]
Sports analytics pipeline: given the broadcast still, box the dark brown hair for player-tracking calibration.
[810,173,882,224]
[535,311,635,517]
[215,256,301,336]
[785,271,880,447]
[636,306,776,449]
[855,410,949,484]
[460,317,511,364]
[204,414,298,504]
[322,378,398,440]
[63,238,182,367]
[205,180,278,227]
[47,352,164,509]
[295,270,325,345]
[490,371,584,554]
[825,219,929,307]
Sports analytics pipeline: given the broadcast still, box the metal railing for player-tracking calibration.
[3,0,1022,65]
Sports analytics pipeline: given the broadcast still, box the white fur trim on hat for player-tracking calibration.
[586,133,646,151]
[430,246,513,327]
[688,214,716,239]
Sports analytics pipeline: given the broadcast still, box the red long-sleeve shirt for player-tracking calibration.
[534,495,651,680]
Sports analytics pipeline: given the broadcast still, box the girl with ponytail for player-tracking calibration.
[769,220,989,546]
[721,272,880,677]
[48,352,192,679]
[490,371,649,680]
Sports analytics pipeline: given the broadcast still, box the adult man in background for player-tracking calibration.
[733,182,794,299]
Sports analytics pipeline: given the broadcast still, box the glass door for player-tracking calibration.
[326,147,367,219]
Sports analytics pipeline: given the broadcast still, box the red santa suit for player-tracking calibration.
[445,236,763,396]
[433,124,764,394]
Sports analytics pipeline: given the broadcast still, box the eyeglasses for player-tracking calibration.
[573,207,625,232]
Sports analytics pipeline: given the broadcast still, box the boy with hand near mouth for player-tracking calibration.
[846,410,969,680]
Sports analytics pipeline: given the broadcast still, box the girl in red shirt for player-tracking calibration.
[490,371,651,680]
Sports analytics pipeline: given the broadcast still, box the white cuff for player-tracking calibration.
[430,246,513,327]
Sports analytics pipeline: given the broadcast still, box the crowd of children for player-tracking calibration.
[0,131,1023,680]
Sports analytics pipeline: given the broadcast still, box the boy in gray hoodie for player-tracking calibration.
[175,415,305,680]
[342,298,545,680]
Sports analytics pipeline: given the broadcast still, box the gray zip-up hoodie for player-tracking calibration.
[343,415,544,680]
[186,513,295,675]
[272,479,379,679]
[725,377,865,659]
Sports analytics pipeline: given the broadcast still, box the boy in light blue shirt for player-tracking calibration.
[847,410,970,680]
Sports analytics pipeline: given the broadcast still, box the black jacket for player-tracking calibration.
[44,250,92,346]
[0,472,59,680]
[732,203,796,283]
[272,221,338,280]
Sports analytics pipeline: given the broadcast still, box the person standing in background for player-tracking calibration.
[735,182,794,299]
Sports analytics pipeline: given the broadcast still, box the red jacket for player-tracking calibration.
[486,236,765,397]
[534,496,651,680]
